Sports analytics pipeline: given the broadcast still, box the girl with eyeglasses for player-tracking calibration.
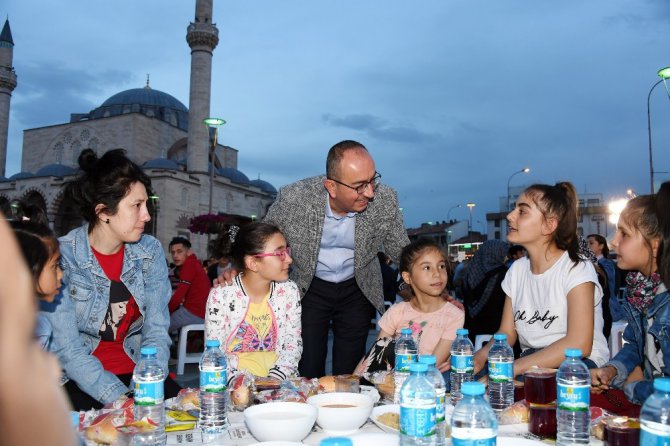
[205,222,302,382]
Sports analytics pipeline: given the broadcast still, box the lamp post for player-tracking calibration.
[647,67,670,194]
[149,194,159,237]
[506,167,530,211]
[447,204,461,223]
[466,202,475,234]
[203,118,226,215]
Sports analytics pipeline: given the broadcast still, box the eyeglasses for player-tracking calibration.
[328,172,382,195]
[253,246,292,260]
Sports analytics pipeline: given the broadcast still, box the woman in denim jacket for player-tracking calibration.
[591,183,670,405]
[45,149,178,410]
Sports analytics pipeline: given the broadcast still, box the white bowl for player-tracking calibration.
[307,392,374,435]
[369,404,400,433]
[243,401,317,442]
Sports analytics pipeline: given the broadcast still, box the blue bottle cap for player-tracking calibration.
[409,362,428,373]
[140,346,157,355]
[456,328,469,336]
[565,348,582,358]
[654,378,670,392]
[419,355,436,365]
[493,333,507,341]
[206,339,221,348]
[401,327,412,335]
[461,382,485,396]
[320,438,353,446]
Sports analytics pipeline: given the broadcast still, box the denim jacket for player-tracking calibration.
[45,225,172,404]
[605,285,670,404]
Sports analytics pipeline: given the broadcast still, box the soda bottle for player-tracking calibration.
[400,362,436,446]
[450,328,474,405]
[199,339,228,439]
[395,327,418,403]
[451,381,497,445]
[132,346,166,446]
[487,333,514,413]
[556,348,590,445]
[419,355,447,446]
[640,377,670,443]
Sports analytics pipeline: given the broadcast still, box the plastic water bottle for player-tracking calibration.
[400,362,436,446]
[132,346,166,446]
[320,438,353,446]
[199,339,228,439]
[395,327,418,404]
[640,377,670,443]
[487,333,514,413]
[450,328,474,405]
[556,348,590,445]
[451,382,497,445]
[419,355,447,446]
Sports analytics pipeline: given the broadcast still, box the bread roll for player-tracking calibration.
[318,376,336,393]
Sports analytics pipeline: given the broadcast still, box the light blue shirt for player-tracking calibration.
[315,196,356,283]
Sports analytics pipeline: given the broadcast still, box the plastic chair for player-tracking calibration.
[176,323,205,375]
[474,334,493,351]
[609,321,628,358]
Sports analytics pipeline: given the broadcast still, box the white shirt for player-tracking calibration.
[502,251,610,367]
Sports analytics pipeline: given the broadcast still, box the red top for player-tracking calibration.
[168,253,211,318]
[91,245,140,375]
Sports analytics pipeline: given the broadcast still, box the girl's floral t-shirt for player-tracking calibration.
[379,301,464,354]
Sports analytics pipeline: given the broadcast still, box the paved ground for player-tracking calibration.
[171,327,379,388]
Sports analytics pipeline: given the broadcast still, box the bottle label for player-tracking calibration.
[452,436,496,446]
[641,422,670,445]
[400,401,436,437]
[134,379,164,406]
[452,354,474,373]
[435,389,446,423]
[488,360,513,383]
[396,353,417,373]
[200,369,226,393]
[557,383,589,411]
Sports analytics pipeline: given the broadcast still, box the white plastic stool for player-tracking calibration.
[609,321,628,358]
[474,334,493,351]
[176,323,205,375]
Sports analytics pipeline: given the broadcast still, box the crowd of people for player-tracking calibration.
[1,139,669,444]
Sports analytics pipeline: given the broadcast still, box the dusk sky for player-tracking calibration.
[3,0,670,228]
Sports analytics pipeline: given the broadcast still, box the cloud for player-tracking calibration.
[322,113,442,144]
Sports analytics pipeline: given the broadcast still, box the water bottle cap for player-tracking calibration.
[456,328,469,336]
[140,346,157,356]
[206,339,221,348]
[320,438,353,446]
[493,333,507,341]
[654,378,670,392]
[461,381,485,396]
[400,327,412,335]
[565,348,582,358]
[418,355,436,365]
[409,362,428,373]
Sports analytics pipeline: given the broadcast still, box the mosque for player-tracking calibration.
[0,0,276,257]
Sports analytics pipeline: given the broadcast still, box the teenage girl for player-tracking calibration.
[10,219,63,350]
[473,182,609,377]
[588,233,623,323]
[374,238,464,366]
[205,222,302,381]
[591,182,670,404]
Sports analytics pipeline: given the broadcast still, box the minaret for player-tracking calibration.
[186,0,219,174]
[0,18,17,178]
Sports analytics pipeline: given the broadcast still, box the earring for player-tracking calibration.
[105,218,110,224]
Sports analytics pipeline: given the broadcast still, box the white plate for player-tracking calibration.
[369,404,399,433]
[359,385,380,404]
[249,442,304,446]
[349,432,399,445]
[497,438,545,445]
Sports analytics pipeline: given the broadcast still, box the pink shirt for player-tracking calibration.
[379,301,464,355]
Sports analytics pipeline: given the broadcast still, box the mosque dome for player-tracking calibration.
[9,171,35,180]
[86,86,189,131]
[35,164,77,177]
[143,158,181,171]
[219,167,251,185]
[250,179,277,195]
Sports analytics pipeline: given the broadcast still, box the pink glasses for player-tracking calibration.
[253,246,292,260]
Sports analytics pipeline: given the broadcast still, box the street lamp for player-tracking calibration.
[466,202,476,234]
[149,194,159,237]
[447,204,462,223]
[507,167,530,211]
[647,67,670,194]
[203,118,226,215]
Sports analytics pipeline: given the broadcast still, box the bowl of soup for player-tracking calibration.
[243,401,317,442]
[307,392,374,434]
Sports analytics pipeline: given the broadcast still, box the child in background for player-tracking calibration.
[591,182,670,405]
[205,222,302,381]
[373,238,464,367]
[10,219,63,350]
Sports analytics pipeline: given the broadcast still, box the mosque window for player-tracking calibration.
[53,142,64,163]
[181,188,188,207]
[71,140,81,164]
